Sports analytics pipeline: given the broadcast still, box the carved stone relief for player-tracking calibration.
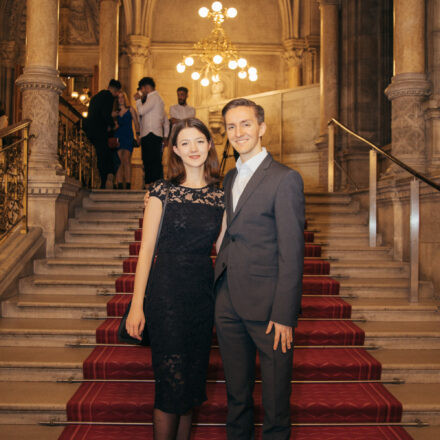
[60,0,99,45]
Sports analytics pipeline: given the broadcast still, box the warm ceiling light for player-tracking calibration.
[177,63,186,73]
[71,91,79,99]
[212,1,222,12]
[238,71,247,79]
[249,73,258,82]
[248,67,257,76]
[82,111,88,117]
[185,57,194,66]
[213,54,223,64]
[199,7,209,17]
[79,94,87,102]
[191,72,201,80]
[201,78,210,87]
[228,60,238,70]
[237,58,247,68]
[226,7,237,18]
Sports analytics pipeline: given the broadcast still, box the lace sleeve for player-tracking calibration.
[148,179,168,204]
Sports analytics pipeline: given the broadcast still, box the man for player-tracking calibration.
[169,86,196,125]
[84,79,121,189]
[134,77,169,188]
[215,98,305,439]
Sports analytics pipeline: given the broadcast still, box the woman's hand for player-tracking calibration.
[126,305,145,341]
[111,110,119,118]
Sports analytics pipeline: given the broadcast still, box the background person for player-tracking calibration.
[114,91,140,190]
[84,79,121,189]
[169,86,195,126]
[126,118,224,439]
[134,77,167,188]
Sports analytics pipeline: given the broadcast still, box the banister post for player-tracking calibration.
[328,122,335,192]
[369,149,377,247]
[410,178,420,303]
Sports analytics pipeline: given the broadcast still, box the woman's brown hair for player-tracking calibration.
[166,118,220,185]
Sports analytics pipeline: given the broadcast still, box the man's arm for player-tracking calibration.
[102,92,115,129]
[136,93,158,116]
[271,170,305,327]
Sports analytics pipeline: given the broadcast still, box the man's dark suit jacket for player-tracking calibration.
[214,153,305,327]
[83,89,115,139]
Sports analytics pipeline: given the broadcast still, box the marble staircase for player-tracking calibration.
[0,189,440,439]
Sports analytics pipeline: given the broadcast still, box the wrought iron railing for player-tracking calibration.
[0,120,31,241]
[58,97,99,188]
[328,118,440,303]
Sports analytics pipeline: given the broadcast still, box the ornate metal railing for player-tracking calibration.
[328,118,440,303]
[58,97,99,188]
[0,120,31,241]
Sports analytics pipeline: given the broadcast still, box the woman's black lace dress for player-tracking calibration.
[146,179,224,414]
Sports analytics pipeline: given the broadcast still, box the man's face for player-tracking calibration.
[177,90,188,105]
[224,106,266,159]
[109,87,119,97]
[140,85,152,95]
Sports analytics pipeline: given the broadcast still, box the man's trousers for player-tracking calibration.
[214,273,293,440]
[141,132,163,185]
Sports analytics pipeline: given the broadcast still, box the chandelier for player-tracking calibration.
[176,1,258,87]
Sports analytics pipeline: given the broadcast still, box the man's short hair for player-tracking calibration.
[222,98,265,124]
[138,77,156,89]
[108,79,121,90]
[177,86,188,94]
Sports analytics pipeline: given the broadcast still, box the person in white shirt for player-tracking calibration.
[169,87,196,126]
[134,77,168,188]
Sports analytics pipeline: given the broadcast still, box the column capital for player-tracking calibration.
[385,73,431,101]
[126,34,151,65]
[283,38,305,67]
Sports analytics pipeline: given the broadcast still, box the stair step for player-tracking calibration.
[304,193,352,205]
[307,211,369,224]
[55,243,129,258]
[34,258,122,275]
[314,232,382,246]
[322,246,393,261]
[0,318,99,347]
[305,202,360,214]
[74,207,142,220]
[89,189,146,202]
[331,261,410,278]
[69,218,138,230]
[65,229,134,244]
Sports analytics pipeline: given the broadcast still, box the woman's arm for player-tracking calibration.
[125,196,163,340]
[130,107,140,134]
[215,211,227,254]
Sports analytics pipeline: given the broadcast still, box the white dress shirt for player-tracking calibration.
[169,104,196,120]
[232,147,268,211]
[136,91,166,138]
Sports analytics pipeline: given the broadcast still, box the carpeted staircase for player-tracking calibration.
[58,195,414,439]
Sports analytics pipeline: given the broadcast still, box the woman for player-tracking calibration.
[126,118,224,439]
[114,91,140,189]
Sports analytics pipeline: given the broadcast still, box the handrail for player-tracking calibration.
[0,119,31,241]
[329,118,440,192]
[327,118,437,304]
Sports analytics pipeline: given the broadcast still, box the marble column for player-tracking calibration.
[15,0,81,256]
[126,35,150,189]
[283,39,304,88]
[316,0,340,188]
[99,0,120,90]
[385,0,431,173]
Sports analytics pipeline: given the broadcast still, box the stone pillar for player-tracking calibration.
[16,0,81,256]
[99,0,120,90]
[385,0,431,173]
[126,35,150,189]
[283,39,305,88]
[316,0,340,188]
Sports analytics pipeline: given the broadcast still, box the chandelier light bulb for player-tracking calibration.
[191,72,201,80]
[211,1,222,12]
[212,74,220,83]
[82,111,88,118]
[185,57,194,66]
[201,77,210,87]
[228,60,238,70]
[226,7,237,18]
[176,63,186,73]
[71,91,79,99]
[248,67,257,76]
[249,73,258,82]
[79,94,87,102]
[237,58,247,68]
[213,54,223,64]
[198,7,209,17]
[238,71,247,79]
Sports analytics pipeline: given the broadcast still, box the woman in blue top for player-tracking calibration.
[115,91,140,189]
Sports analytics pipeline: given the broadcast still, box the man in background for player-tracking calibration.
[169,86,195,126]
[84,79,121,189]
[134,77,169,188]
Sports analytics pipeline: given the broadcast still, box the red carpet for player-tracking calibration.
[60,208,413,439]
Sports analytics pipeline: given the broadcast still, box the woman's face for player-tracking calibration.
[173,127,210,170]
[117,93,125,106]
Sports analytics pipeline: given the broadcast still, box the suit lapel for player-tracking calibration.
[225,169,237,226]
[229,154,273,225]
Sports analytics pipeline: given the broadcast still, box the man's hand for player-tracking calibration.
[134,91,142,100]
[266,321,293,353]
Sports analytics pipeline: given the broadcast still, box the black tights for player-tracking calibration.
[153,408,192,440]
